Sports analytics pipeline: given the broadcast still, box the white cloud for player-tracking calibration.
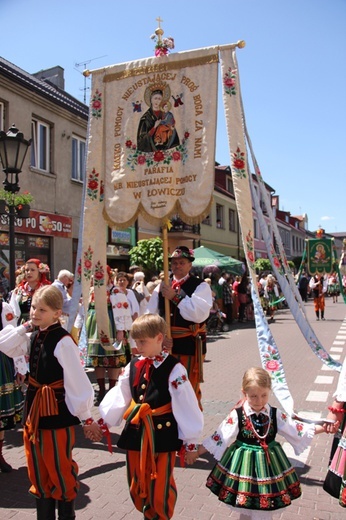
[320,216,334,221]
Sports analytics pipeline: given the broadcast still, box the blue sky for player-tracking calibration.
[1,0,345,234]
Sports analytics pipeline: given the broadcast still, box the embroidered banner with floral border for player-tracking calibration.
[81,48,218,346]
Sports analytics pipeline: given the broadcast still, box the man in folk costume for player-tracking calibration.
[147,246,212,408]
[309,273,328,320]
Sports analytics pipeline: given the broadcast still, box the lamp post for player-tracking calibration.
[0,124,31,290]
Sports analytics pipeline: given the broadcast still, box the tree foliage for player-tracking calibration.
[129,237,163,275]
[254,258,272,273]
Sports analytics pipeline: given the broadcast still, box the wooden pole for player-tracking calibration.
[162,224,171,338]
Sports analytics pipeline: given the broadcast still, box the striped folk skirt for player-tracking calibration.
[206,439,301,511]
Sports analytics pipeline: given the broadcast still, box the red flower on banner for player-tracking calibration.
[123,302,129,309]
[137,155,146,165]
[125,140,132,148]
[153,151,164,162]
[172,151,181,161]
[265,360,280,372]
[5,313,14,321]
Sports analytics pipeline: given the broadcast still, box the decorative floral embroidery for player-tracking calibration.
[245,230,255,265]
[219,488,230,501]
[295,422,304,437]
[93,261,105,288]
[226,415,234,425]
[259,496,271,509]
[223,67,237,96]
[115,302,129,309]
[185,443,197,452]
[87,168,99,200]
[264,346,284,383]
[99,180,104,202]
[232,147,246,178]
[99,329,110,346]
[282,493,291,505]
[171,374,187,389]
[83,246,93,281]
[270,245,283,274]
[125,132,190,171]
[5,312,14,321]
[91,89,102,118]
[76,259,82,284]
[211,431,223,446]
[236,493,247,506]
[280,412,288,421]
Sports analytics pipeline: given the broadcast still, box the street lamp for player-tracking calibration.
[0,124,31,290]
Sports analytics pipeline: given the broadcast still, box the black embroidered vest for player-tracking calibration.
[236,406,277,445]
[158,276,207,356]
[24,323,80,429]
[117,355,183,452]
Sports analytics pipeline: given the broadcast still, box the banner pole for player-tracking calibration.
[162,225,172,338]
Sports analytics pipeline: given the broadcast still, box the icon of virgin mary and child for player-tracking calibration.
[136,82,180,152]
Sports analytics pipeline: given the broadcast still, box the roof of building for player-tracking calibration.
[0,56,88,119]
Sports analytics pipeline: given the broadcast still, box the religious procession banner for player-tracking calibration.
[306,238,334,275]
[89,47,218,228]
[81,47,218,345]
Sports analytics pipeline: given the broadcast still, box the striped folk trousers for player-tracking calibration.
[24,425,79,501]
[126,450,177,519]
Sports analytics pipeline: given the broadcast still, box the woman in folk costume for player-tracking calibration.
[99,314,203,520]
[147,246,213,409]
[110,271,139,374]
[0,300,25,472]
[264,274,279,322]
[186,367,326,519]
[309,272,327,320]
[324,355,346,507]
[0,286,102,519]
[10,258,51,324]
[85,266,120,404]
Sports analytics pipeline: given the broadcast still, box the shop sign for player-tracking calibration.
[0,210,72,238]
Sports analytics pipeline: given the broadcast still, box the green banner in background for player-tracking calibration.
[307,238,333,275]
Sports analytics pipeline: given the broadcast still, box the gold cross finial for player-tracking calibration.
[156,16,163,28]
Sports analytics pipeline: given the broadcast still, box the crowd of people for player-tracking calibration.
[0,250,345,519]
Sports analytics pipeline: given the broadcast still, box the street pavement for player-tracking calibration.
[1,297,346,519]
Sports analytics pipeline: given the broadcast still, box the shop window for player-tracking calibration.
[72,136,86,182]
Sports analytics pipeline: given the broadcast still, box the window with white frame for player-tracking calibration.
[31,119,50,172]
[216,204,224,228]
[229,208,236,232]
[72,136,86,182]
[0,101,4,131]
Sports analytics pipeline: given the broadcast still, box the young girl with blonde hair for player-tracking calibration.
[187,367,326,519]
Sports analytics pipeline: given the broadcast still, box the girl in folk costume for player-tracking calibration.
[323,356,346,508]
[110,271,139,363]
[186,367,326,520]
[10,258,51,323]
[309,272,327,320]
[0,300,25,472]
[85,266,120,404]
[327,272,339,303]
[0,285,102,519]
[99,314,203,520]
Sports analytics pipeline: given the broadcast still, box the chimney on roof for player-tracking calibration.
[33,66,65,90]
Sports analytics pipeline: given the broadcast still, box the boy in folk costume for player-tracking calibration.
[0,286,102,520]
[309,273,327,320]
[99,314,203,520]
[147,246,213,409]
